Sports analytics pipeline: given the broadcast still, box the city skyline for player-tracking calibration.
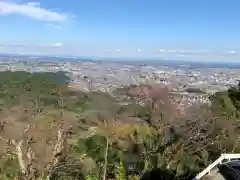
[0,0,239,61]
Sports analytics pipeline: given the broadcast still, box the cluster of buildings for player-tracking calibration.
[0,58,239,107]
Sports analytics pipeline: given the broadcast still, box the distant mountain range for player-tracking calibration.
[0,53,240,69]
[0,53,90,61]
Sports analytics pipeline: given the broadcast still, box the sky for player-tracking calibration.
[0,0,240,61]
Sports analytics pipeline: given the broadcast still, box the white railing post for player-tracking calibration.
[193,153,240,180]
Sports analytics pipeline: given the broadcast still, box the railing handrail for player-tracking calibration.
[223,153,240,159]
[193,153,240,180]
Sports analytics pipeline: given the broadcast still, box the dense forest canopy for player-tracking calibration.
[0,71,238,180]
[210,81,240,117]
[0,71,71,111]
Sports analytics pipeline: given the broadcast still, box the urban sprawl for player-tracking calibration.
[1,58,239,108]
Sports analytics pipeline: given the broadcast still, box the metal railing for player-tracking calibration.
[193,154,240,180]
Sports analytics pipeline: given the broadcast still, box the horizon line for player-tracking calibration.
[0,53,240,64]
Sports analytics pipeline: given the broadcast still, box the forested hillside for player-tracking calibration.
[0,71,239,180]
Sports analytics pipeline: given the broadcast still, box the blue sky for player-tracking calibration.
[0,0,239,61]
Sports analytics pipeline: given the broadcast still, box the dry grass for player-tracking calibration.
[0,105,82,178]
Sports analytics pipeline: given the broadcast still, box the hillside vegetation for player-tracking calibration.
[0,71,239,180]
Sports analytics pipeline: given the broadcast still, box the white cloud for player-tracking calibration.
[46,23,64,29]
[229,50,236,54]
[51,43,63,47]
[157,49,211,55]
[167,50,177,53]
[177,49,210,54]
[175,54,186,57]
[159,49,165,53]
[27,2,40,7]
[0,1,68,22]
[0,42,64,48]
